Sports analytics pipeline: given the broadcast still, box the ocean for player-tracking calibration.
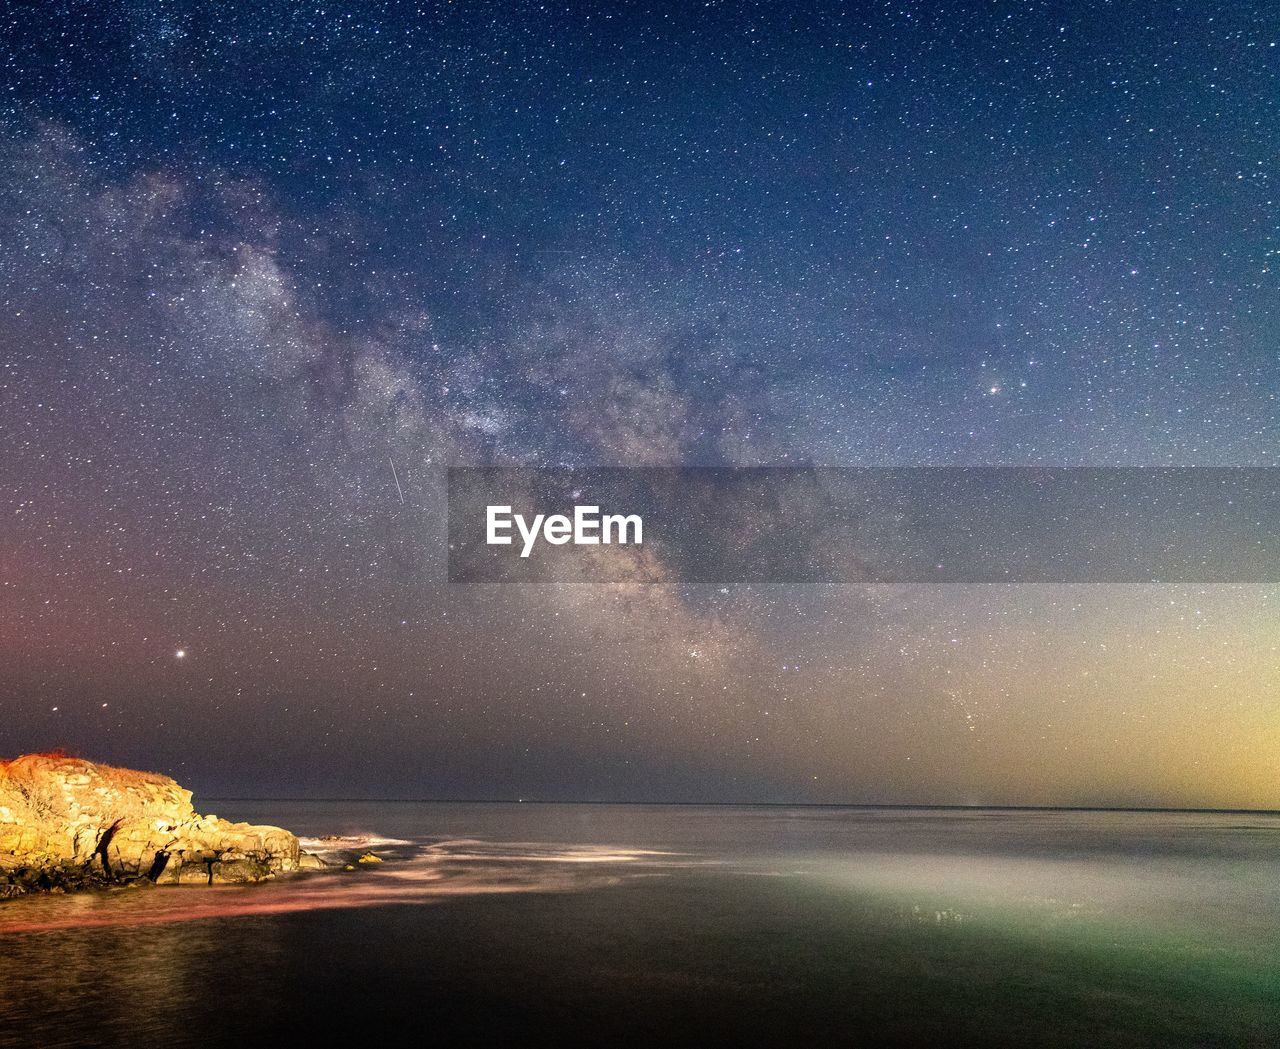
[0,803,1276,1047]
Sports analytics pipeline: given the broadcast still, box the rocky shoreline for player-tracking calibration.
[1,753,328,899]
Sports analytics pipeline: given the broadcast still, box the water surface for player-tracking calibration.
[1,804,1276,1047]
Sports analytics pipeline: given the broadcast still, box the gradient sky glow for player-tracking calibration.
[1,2,1277,806]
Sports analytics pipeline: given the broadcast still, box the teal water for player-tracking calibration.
[0,804,1276,1047]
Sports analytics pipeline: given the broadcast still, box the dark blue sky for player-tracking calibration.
[2,2,1277,805]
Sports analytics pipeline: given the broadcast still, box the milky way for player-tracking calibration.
[1,3,1276,806]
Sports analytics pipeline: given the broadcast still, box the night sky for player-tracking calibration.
[2,2,1277,807]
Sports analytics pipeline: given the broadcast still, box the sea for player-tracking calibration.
[0,803,1276,1047]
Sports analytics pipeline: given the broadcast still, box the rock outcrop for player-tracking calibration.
[0,753,316,897]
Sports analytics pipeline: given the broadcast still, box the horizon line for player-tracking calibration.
[201,798,1280,815]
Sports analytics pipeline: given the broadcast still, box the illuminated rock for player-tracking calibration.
[0,752,318,895]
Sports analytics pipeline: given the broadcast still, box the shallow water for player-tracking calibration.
[1,804,1276,1047]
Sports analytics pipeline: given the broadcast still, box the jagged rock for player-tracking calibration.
[177,863,215,886]
[210,857,274,883]
[0,753,320,896]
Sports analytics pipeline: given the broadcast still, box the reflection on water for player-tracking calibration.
[0,837,688,934]
[1,805,1277,1047]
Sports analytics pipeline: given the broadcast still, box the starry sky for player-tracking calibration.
[1,1,1277,807]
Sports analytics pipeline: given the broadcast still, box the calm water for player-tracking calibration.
[0,804,1276,1047]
